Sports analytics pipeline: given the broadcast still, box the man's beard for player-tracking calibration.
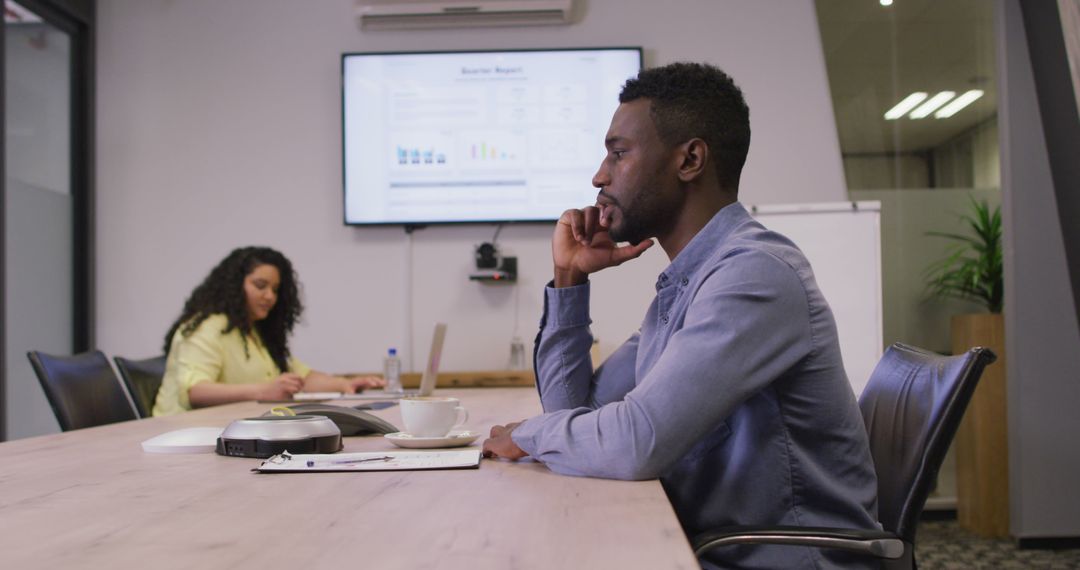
[609,205,651,246]
[607,186,675,246]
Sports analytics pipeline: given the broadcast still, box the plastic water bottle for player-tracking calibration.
[384,348,403,393]
[509,336,526,370]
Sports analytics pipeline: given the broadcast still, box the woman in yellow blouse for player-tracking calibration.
[152,246,383,416]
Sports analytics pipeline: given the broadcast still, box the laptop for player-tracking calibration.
[295,323,447,401]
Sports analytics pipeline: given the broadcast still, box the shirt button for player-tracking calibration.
[680,277,689,286]
[661,313,669,324]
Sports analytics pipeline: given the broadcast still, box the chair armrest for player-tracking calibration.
[692,525,905,560]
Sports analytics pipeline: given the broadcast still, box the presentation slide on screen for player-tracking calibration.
[343,50,640,224]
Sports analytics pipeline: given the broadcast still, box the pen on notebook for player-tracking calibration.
[305,456,394,468]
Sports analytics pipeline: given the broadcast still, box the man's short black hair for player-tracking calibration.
[620,62,751,190]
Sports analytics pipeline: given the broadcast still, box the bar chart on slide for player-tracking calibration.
[458,132,525,168]
[388,132,453,170]
[394,146,448,166]
[467,142,513,161]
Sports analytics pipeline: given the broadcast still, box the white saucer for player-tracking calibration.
[384,430,481,449]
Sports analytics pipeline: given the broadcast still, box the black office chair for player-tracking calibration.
[27,350,139,431]
[113,354,167,418]
[692,343,997,569]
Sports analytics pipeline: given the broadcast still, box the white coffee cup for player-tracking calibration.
[399,397,469,437]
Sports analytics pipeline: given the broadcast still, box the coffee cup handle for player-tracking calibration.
[454,406,469,428]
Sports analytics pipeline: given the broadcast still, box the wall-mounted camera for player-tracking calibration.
[470,241,517,283]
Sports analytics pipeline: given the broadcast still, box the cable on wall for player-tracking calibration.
[405,229,415,372]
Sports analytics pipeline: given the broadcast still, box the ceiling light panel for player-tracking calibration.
[884,92,929,120]
[909,91,956,119]
[934,90,985,118]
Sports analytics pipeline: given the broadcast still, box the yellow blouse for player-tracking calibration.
[152,314,310,416]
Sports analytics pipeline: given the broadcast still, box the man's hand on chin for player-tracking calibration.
[482,422,528,460]
[552,206,653,288]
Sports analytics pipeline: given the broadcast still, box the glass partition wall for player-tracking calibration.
[815,0,998,513]
[2,0,94,440]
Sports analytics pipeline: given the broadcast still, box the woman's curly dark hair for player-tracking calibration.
[163,246,303,373]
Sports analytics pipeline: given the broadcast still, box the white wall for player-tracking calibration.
[95,0,846,377]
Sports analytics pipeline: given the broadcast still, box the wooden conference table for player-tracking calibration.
[0,388,697,569]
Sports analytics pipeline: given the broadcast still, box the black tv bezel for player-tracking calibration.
[340,46,644,228]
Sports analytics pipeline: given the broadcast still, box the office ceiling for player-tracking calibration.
[815,0,997,155]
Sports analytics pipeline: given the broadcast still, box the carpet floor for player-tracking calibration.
[917,520,1080,569]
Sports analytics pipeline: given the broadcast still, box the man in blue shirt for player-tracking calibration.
[482,62,879,569]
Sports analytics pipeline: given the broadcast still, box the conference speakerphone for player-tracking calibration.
[216,415,342,459]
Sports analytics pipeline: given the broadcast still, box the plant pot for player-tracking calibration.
[952,313,1008,538]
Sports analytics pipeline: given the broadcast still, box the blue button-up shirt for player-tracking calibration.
[512,202,879,569]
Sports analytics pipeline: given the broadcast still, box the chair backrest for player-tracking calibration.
[27,350,138,431]
[113,355,167,418]
[859,343,996,543]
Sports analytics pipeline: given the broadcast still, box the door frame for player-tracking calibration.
[0,0,95,440]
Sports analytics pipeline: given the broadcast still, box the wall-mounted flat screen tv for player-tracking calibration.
[342,47,643,225]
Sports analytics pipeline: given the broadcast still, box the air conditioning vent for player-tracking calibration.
[357,0,574,31]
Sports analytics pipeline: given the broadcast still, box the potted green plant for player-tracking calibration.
[925,196,1003,313]
[925,195,1008,538]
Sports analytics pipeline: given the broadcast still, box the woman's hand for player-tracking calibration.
[258,372,305,400]
[301,370,386,393]
[343,375,386,393]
